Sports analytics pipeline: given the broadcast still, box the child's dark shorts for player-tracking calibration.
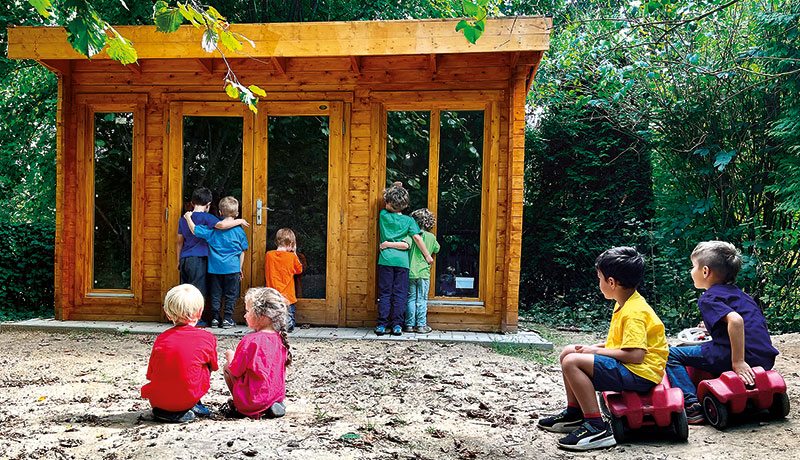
[591,355,657,393]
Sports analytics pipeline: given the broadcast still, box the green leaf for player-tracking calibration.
[206,6,225,21]
[225,83,239,99]
[27,0,52,18]
[65,14,107,58]
[105,33,138,65]
[455,19,469,32]
[153,1,184,34]
[463,0,481,17]
[249,85,267,97]
[461,23,484,44]
[201,29,219,53]
[714,150,736,171]
[218,30,243,53]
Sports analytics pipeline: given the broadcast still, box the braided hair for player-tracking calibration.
[244,287,293,367]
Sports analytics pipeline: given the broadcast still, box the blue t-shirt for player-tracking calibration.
[178,212,219,258]
[699,284,779,370]
[193,224,249,274]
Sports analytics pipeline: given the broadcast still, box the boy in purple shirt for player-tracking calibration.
[665,241,779,423]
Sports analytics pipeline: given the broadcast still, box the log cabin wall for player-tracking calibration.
[9,18,550,332]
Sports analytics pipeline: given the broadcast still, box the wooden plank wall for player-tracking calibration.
[56,52,538,330]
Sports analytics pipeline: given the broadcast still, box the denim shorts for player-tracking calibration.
[591,355,657,392]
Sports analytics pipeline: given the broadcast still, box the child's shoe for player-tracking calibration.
[391,325,402,336]
[191,402,211,418]
[403,326,415,333]
[196,320,210,328]
[685,402,705,424]
[374,326,386,336]
[210,318,220,328]
[222,318,236,329]
[537,408,583,433]
[415,326,432,334]
[265,401,286,418]
[152,407,196,423]
[557,420,616,451]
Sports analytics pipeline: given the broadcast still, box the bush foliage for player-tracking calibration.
[0,222,54,321]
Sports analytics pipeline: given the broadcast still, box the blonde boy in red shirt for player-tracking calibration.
[264,228,304,332]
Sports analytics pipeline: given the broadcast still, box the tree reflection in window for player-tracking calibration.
[267,116,329,299]
[93,112,133,290]
[386,111,429,212]
[435,111,483,298]
[182,116,244,216]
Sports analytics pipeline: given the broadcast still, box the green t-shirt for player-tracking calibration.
[403,231,440,279]
[378,209,421,268]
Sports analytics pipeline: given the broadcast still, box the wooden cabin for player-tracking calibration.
[8,17,551,332]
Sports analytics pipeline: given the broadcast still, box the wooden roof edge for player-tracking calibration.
[8,16,552,61]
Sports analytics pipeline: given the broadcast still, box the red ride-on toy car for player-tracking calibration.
[689,366,790,429]
[599,374,688,443]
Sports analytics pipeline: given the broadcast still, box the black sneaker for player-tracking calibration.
[191,402,211,418]
[557,421,616,451]
[222,319,236,329]
[537,408,584,433]
[685,402,705,424]
[152,407,196,423]
[210,318,220,328]
[391,325,402,336]
[403,326,415,333]
[374,326,386,336]
[265,401,286,418]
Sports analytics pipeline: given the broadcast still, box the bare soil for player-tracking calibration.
[0,328,797,460]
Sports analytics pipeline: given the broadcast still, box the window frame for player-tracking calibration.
[76,94,146,305]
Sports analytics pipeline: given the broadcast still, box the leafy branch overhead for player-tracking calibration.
[456,0,490,44]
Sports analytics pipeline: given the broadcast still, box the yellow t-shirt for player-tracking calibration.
[605,291,668,384]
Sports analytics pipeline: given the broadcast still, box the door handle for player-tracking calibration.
[256,199,274,225]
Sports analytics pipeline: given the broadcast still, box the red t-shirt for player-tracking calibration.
[141,325,219,411]
[265,250,303,304]
[228,331,288,417]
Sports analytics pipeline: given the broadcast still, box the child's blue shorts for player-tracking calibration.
[591,355,657,393]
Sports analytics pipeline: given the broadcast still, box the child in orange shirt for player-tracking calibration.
[265,228,303,332]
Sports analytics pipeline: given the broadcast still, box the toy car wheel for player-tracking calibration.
[769,393,790,419]
[703,393,729,429]
[610,415,627,443]
[671,409,689,441]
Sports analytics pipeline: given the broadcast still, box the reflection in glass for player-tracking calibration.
[386,111,430,212]
[435,111,484,298]
[267,116,329,299]
[93,112,133,290]
[182,116,243,215]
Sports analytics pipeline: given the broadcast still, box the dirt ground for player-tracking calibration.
[0,327,798,460]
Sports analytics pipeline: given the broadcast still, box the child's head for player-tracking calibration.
[690,241,742,286]
[275,228,296,248]
[383,181,409,212]
[244,287,293,366]
[163,284,204,325]
[595,247,645,291]
[411,208,436,231]
[218,196,239,218]
[191,187,213,207]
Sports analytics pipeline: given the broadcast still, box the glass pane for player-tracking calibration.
[386,111,430,212]
[267,116,329,299]
[182,116,243,216]
[93,112,133,290]
[435,111,484,298]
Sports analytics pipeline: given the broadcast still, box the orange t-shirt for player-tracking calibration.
[264,250,303,304]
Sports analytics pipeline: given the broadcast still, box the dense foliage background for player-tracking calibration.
[2,1,798,333]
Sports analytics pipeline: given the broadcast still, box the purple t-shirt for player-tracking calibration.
[178,212,219,258]
[699,284,779,370]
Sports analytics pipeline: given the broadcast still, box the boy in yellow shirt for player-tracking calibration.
[538,247,668,451]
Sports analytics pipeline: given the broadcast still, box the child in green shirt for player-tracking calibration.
[403,208,440,334]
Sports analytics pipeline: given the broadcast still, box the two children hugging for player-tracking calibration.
[376,182,439,336]
[538,242,779,452]
[142,284,292,422]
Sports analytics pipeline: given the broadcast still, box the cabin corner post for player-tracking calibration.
[54,72,71,320]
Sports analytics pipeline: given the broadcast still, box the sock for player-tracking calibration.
[584,413,604,429]
[565,403,582,418]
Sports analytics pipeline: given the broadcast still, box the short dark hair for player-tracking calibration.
[595,247,645,288]
[191,187,213,206]
[691,241,742,284]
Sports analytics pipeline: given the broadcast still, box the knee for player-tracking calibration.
[560,345,578,362]
[561,353,580,370]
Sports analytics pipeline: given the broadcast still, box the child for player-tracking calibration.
[141,284,218,423]
[376,182,433,336]
[665,241,779,423]
[537,247,668,451]
[177,187,248,327]
[184,196,249,328]
[403,208,440,334]
[224,287,292,419]
[265,228,304,332]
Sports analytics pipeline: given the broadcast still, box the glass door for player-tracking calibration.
[251,101,344,326]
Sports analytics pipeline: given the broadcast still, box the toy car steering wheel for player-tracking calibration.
[677,327,712,346]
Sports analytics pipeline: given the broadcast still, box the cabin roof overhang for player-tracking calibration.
[8,16,551,64]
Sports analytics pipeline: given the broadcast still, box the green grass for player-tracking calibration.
[490,342,558,365]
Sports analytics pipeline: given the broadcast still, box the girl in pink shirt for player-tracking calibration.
[223,287,292,418]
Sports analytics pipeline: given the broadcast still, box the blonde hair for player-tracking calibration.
[411,208,435,231]
[691,241,743,284]
[383,181,409,211]
[275,228,296,247]
[164,284,204,325]
[218,196,239,217]
[244,287,293,366]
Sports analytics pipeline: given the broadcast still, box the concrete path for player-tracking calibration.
[2,318,552,350]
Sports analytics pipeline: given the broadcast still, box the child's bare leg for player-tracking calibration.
[559,346,580,404]
[561,353,600,414]
[223,350,236,393]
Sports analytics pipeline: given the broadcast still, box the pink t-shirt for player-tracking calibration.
[228,331,288,416]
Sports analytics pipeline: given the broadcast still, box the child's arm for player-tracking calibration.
[238,252,245,281]
[578,345,646,364]
[183,212,196,235]
[723,311,756,385]
[380,241,410,250]
[411,234,433,264]
[215,218,250,230]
